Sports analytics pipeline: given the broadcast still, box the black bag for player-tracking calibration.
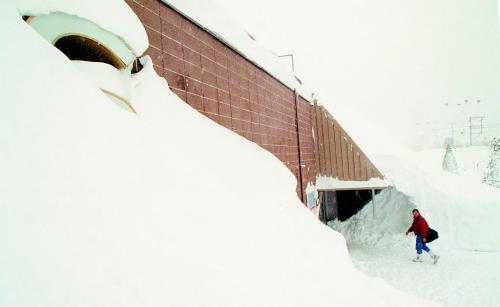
[427,228,439,243]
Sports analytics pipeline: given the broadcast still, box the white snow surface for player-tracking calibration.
[14,0,148,55]
[0,1,432,306]
[316,176,390,190]
[411,146,491,183]
[319,90,500,306]
[72,60,134,107]
[330,187,500,306]
[371,153,500,251]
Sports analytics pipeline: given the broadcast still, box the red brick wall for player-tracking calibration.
[126,0,316,203]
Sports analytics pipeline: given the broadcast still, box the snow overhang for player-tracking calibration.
[15,0,148,55]
[316,176,391,191]
[24,11,141,113]
[26,12,136,68]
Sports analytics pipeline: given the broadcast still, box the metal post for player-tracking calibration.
[323,191,328,224]
[293,89,305,204]
[451,123,454,144]
[278,54,295,71]
[469,117,472,146]
[469,116,485,146]
[371,189,375,219]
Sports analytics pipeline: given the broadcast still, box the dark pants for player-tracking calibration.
[416,235,430,254]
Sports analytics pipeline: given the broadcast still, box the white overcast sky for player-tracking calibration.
[213,0,500,148]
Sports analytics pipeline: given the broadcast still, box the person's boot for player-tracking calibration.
[412,254,423,262]
[429,252,440,264]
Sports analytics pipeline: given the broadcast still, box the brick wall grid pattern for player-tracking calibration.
[126,0,316,202]
[126,0,382,203]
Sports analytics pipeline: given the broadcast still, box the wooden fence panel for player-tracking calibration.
[360,151,368,180]
[354,148,361,181]
[312,103,320,177]
[315,106,325,175]
[341,133,349,180]
[321,110,332,176]
[333,122,344,179]
[310,104,384,182]
[347,140,355,180]
[328,118,337,178]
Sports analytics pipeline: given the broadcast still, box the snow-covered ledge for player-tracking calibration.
[316,176,391,190]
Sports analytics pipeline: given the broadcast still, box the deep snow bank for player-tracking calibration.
[0,0,432,306]
[329,187,500,307]
[329,187,417,249]
[369,154,500,251]
[329,186,447,253]
[325,106,500,251]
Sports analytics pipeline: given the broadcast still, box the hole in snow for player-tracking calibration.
[131,57,144,74]
[23,13,139,113]
[336,189,381,221]
[54,35,126,70]
[319,189,382,223]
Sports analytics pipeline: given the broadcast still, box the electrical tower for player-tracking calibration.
[469,116,485,146]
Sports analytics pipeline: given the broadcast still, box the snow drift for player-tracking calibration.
[373,153,500,251]
[329,186,500,307]
[0,0,432,306]
[329,187,417,249]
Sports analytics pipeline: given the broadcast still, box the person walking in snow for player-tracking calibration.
[405,209,439,263]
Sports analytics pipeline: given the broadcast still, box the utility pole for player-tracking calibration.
[469,116,485,146]
[451,123,455,145]
[371,189,376,219]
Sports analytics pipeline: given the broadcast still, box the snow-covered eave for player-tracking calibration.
[160,0,314,102]
[316,176,391,190]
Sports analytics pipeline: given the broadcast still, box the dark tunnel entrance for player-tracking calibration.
[54,35,126,69]
[319,188,383,224]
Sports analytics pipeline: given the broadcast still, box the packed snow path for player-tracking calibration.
[330,187,500,307]
[347,242,500,306]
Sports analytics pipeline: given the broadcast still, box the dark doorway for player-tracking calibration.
[54,35,126,69]
[336,190,374,221]
[319,189,382,224]
[318,191,338,224]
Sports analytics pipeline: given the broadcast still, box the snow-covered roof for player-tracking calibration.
[161,0,314,101]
